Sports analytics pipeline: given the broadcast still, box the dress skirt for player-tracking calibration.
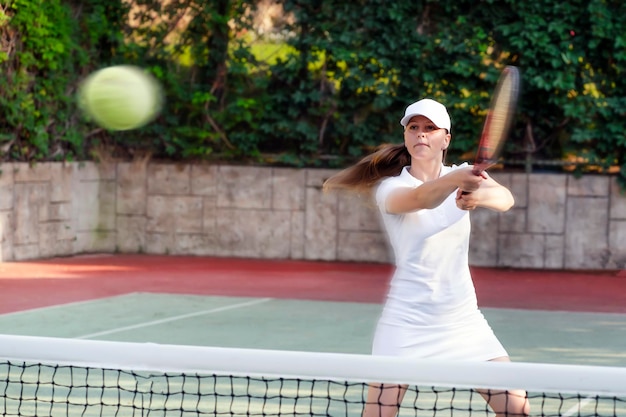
[371,309,508,361]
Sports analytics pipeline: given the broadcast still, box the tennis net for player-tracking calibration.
[0,334,625,417]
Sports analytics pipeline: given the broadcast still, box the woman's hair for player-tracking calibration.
[323,143,410,194]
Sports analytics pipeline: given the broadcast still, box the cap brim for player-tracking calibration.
[400,114,419,127]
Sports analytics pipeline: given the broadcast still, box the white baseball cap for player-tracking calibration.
[399,98,451,130]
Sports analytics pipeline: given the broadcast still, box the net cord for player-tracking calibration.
[1,334,625,396]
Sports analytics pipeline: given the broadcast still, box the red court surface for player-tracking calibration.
[1,254,625,315]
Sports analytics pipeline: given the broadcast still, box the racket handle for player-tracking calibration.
[471,166,485,176]
[461,168,487,195]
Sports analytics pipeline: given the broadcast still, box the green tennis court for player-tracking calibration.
[1,255,625,417]
[0,291,624,367]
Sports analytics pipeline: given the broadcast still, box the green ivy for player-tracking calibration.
[1,0,626,185]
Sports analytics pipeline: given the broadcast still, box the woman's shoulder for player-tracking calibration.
[379,166,412,186]
[442,161,470,174]
[375,167,413,201]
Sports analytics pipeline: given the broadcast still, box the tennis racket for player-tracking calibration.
[471,65,520,175]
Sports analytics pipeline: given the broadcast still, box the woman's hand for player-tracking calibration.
[455,171,515,212]
[454,166,487,193]
[456,189,478,210]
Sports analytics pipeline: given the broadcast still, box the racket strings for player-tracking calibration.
[478,68,519,166]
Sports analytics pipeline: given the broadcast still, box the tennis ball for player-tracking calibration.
[78,65,163,131]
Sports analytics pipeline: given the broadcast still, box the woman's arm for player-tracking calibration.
[385,167,485,214]
[455,174,514,212]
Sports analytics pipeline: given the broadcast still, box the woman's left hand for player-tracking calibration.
[455,189,478,210]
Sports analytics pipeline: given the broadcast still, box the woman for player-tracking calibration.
[323,98,529,417]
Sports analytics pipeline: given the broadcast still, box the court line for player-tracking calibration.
[0,293,142,317]
[76,297,273,339]
[562,396,594,417]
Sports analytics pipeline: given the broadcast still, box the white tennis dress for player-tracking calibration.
[372,164,507,361]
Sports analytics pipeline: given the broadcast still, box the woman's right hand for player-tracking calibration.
[454,166,485,193]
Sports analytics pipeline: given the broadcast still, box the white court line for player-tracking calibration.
[0,293,142,317]
[562,396,594,417]
[76,297,273,339]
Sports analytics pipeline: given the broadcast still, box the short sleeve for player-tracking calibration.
[375,175,418,214]
[375,179,395,213]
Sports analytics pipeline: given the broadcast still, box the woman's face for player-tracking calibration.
[403,115,451,162]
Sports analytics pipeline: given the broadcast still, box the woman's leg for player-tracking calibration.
[362,383,407,417]
[477,356,530,417]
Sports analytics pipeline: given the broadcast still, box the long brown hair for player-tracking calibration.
[323,143,410,194]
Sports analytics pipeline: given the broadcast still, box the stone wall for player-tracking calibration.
[1,161,625,269]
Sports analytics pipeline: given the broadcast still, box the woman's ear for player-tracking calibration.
[442,132,451,150]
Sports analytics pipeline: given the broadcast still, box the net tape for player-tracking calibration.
[1,334,625,417]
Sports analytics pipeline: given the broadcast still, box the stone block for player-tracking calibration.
[39,222,74,258]
[0,163,14,210]
[337,231,390,263]
[544,235,565,269]
[53,219,75,242]
[96,161,118,180]
[146,195,203,234]
[214,208,291,258]
[44,202,72,222]
[13,162,51,182]
[306,168,337,188]
[173,233,218,256]
[304,183,338,261]
[304,168,342,261]
[609,178,626,220]
[272,168,306,211]
[490,172,510,187]
[217,166,272,209]
[75,180,100,231]
[12,243,40,261]
[175,196,203,233]
[509,173,529,208]
[74,230,116,253]
[468,209,500,266]
[607,219,626,269]
[116,215,146,253]
[338,193,380,232]
[202,196,218,234]
[564,196,610,269]
[567,174,609,197]
[0,211,13,262]
[117,162,147,215]
[75,180,115,232]
[49,163,74,202]
[74,161,115,181]
[146,195,176,233]
[144,232,174,255]
[289,210,305,259]
[527,174,566,234]
[191,164,218,196]
[148,163,191,195]
[497,233,546,268]
[13,183,48,245]
[98,181,117,231]
[498,207,526,233]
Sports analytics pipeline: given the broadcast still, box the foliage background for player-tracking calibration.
[0,0,625,182]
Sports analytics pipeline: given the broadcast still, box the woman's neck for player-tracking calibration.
[409,159,442,182]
